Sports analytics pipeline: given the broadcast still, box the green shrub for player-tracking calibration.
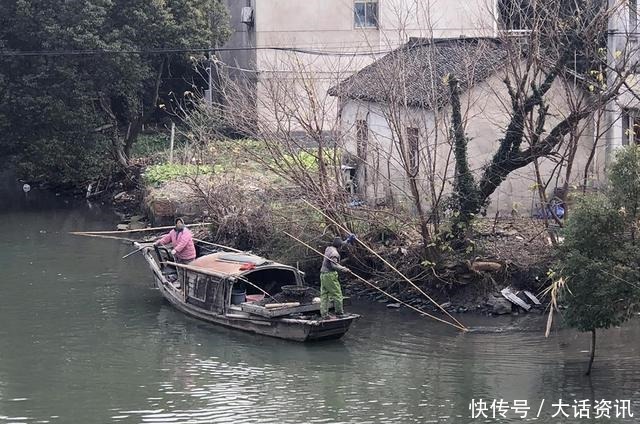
[16,135,114,189]
[558,146,640,374]
[131,133,172,158]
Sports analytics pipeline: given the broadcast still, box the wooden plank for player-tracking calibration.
[265,302,301,309]
[241,302,321,318]
[500,288,531,311]
[523,290,542,305]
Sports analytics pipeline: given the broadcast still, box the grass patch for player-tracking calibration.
[143,163,222,185]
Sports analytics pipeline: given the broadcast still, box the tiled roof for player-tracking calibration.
[328,37,509,109]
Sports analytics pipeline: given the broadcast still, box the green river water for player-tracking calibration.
[1,178,639,423]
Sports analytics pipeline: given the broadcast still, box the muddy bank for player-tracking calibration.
[338,218,554,316]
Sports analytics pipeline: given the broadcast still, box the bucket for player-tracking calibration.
[231,288,246,305]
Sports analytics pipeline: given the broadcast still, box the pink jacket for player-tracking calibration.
[158,227,196,261]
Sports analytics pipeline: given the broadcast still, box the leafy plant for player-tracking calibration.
[143,163,220,185]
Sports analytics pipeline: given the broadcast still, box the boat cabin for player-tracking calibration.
[152,246,305,314]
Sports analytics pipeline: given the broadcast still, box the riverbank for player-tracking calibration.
[107,176,555,316]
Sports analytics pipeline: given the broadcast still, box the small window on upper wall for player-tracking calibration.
[631,0,638,30]
[355,0,378,28]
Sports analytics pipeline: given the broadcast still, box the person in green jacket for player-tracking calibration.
[319,234,355,319]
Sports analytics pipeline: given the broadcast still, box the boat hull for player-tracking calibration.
[155,274,357,342]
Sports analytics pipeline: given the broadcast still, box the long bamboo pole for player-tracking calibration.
[193,238,244,253]
[302,199,467,331]
[283,231,466,332]
[70,233,140,242]
[70,222,212,236]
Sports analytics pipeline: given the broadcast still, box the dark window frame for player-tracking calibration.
[622,108,640,145]
[354,0,379,28]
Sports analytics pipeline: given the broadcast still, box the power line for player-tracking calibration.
[0,45,395,58]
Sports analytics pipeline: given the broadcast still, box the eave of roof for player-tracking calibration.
[328,37,509,110]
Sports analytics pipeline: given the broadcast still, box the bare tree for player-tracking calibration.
[446,0,635,235]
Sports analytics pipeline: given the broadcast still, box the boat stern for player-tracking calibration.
[304,314,360,341]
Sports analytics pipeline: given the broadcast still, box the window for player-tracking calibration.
[355,119,368,161]
[406,127,419,173]
[497,0,532,32]
[354,0,378,28]
[622,108,640,145]
[631,0,638,30]
[187,275,207,302]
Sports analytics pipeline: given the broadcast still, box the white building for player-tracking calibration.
[219,0,499,129]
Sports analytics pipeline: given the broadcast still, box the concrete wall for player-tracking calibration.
[222,0,498,127]
[605,0,640,167]
[221,0,257,79]
[338,74,604,215]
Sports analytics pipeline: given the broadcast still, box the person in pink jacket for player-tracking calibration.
[154,218,197,264]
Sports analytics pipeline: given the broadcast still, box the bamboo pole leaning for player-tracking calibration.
[70,232,141,242]
[283,231,466,332]
[302,199,467,331]
[70,222,212,236]
[193,238,244,253]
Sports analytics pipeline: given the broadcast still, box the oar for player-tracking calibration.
[122,246,145,259]
[71,233,139,242]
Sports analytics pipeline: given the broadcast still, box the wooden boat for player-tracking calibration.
[135,242,359,342]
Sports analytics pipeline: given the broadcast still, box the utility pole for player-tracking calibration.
[206,10,214,106]
[206,9,221,107]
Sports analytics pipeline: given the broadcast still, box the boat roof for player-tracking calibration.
[189,251,288,277]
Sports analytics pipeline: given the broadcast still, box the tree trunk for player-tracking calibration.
[586,328,596,376]
[448,76,480,234]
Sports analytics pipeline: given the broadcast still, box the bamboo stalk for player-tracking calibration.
[302,199,467,331]
[70,222,212,236]
[283,231,466,332]
[193,238,244,253]
[71,233,139,242]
